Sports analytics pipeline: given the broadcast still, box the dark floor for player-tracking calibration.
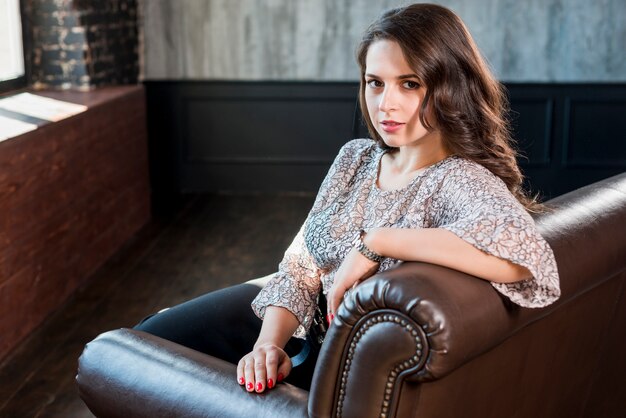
[0,193,314,418]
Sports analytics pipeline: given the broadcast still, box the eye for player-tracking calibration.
[402,80,420,89]
[366,79,383,88]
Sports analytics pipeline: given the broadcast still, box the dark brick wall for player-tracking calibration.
[24,0,139,90]
[0,86,150,361]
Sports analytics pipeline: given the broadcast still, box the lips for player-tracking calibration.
[380,120,405,133]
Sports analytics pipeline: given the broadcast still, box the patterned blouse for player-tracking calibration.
[251,138,561,338]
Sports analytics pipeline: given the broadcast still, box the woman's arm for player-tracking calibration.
[255,306,301,348]
[365,227,532,283]
[326,226,532,315]
[237,306,300,393]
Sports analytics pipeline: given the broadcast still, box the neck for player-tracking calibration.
[389,143,451,175]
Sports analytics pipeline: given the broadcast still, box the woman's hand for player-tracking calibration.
[237,343,292,393]
[237,306,299,393]
[327,247,380,319]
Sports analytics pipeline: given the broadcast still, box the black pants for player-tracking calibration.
[133,278,318,390]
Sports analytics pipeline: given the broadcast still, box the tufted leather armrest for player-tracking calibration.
[77,328,309,418]
[309,262,522,418]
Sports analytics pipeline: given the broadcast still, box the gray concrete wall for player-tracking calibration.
[140,0,625,82]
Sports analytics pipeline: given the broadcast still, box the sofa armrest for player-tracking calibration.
[77,328,308,418]
[309,261,544,418]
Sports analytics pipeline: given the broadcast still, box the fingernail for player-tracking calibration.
[277,373,284,382]
[326,313,331,325]
[246,382,253,391]
[238,377,245,385]
[330,313,335,321]
[267,378,274,389]
[256,382,263,392]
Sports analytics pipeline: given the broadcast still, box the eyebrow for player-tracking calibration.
[365,73,419,80]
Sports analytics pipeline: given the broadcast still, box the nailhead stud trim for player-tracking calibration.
[335,313,426,417]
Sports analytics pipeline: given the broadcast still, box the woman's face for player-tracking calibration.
[364,39,437,149]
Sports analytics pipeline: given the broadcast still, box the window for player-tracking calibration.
[0,0,26,94]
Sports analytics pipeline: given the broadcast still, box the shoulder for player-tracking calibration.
[431,156,521,215]
[326,138,379,176]
[336,138,378,161]
[438,156,509,196]
[315,139,378,199]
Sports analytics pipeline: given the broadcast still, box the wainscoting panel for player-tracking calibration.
[145,81,625,207]
[184,98,355,164]
[563,98,626,168]
[509,98,553,167]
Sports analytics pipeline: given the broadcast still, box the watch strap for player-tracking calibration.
[355,229,384,263]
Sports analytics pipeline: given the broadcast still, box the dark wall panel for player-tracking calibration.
[145,81,626,207]
[185,98,354,163]
[146,82,360,210]
[564,99,626,167]
[184,164,331,194]
[509,98,553,167]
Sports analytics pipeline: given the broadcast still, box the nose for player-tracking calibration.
[378,86,398,113]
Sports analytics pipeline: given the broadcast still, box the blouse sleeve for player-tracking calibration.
[433,162,561,308]
[251,223,322,339]
[251,138,374,338]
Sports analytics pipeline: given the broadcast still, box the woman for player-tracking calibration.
[135,3,560,395]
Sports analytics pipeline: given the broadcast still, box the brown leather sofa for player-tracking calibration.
[76,172,626,418]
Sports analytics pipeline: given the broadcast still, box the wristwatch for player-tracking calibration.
[354,229,384,263]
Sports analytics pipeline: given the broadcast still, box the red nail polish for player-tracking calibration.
[330,313,335,321]
[238,377,245,385]
[326,313,331,325]
[246,382,253,391]
[256,382,263,392]
[267,378,274,389]
[277,373,284,382]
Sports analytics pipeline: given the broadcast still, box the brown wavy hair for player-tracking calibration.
[357,3,543,212]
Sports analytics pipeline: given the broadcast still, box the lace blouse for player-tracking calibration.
[251,138,561,338]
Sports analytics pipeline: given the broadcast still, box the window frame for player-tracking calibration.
[0,0,28,96]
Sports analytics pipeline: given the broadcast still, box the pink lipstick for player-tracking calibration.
[380,120,404,133]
